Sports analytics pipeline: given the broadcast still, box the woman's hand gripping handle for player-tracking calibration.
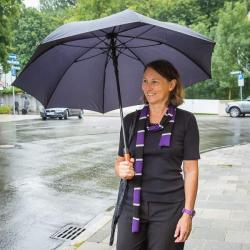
[115,154,135,180]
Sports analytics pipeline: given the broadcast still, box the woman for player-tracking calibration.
[115,60,200,250]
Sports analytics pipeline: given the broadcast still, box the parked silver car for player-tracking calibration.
[225,96,250,117]
[40,108,83,120]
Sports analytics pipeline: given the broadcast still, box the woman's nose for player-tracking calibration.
[143,82,153,90]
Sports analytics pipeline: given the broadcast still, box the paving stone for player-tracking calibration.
[87,220,111,243]
[242,243,250,250]
[220,176,239,181]
[202,240,242,250]
[193,218,212,229]
[243,222,250,231]
[210,220,244,231]
[185,239,206,250]
[196,193,210,201]
[208,194,250,202]
[230,211,250,221]
[196,201,249,210]
[191,228,225,241]
[78,242,115,250]
[199,208,231,220]
[225,230,250,244]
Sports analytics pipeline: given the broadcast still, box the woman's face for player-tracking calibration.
[142,67,176,106]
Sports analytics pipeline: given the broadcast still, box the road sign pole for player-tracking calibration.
[7,53,19,115]
[11,65,15,116]
[237,73,244,101]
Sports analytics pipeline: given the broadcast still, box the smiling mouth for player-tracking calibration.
[147,93,156,97]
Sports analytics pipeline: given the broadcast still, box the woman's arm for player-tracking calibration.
[183,159,199,210]
[174,159,199,243]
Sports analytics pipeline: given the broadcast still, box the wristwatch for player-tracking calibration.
[182,208,196,217]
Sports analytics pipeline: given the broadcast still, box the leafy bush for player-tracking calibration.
[0,105,12,114]
[0,87,23,95]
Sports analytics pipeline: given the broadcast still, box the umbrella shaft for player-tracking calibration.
[110,34,129,156]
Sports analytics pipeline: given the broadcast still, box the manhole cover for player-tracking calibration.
[50,224,85,241]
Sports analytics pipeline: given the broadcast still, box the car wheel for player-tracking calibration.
[59,117,63,120]
[42,116,47,120]
[229,107,240,118]
[64,110,69,120]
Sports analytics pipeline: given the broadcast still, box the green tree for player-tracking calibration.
[195,0,239,29]
[212,1,250,100]
[0,0,21,71]
[12,6,64,69]
[11,4,70,70]
[40,0,76,11]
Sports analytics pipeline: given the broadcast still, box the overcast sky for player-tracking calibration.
[23,0,40,9]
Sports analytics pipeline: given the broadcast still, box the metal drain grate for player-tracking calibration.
[50,224,85,241]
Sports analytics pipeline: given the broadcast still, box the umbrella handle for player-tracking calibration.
[124,153,130,162]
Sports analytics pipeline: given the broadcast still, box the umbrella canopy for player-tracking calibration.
[13,9,215,113]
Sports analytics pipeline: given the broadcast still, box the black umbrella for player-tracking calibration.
[13,9,215,158]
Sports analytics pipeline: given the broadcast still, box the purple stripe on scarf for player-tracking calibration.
[135,160,143,173]
[133,188,141,204]
[136,132,145,145]
[159,133,171,146]
[147,124,163,132]
[132,218,140,233]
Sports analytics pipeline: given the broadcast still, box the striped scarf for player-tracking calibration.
[132,104,177,233]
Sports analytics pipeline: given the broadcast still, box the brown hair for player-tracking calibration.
[143,60,185,107]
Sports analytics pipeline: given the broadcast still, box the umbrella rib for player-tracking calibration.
[119,34,210,77]
[46,39,105,107]
[116,42,162,49]
[90,32,110,47]
[117,25,156,48]
[116,47,141,62]
[71,39,107,63]
[62,43,107,52]
[117,23,147,36]
[76,51,107,62]
[102,46,112,113]
[116,37,145,67]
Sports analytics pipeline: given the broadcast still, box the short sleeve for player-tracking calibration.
[183,114,200,160]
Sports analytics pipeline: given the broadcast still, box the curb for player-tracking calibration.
[58,210,114,250]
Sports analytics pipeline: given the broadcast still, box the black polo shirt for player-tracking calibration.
[118,107,200,203]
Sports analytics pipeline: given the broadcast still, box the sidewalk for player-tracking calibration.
[0,114,40,122]
[60,143,250,250]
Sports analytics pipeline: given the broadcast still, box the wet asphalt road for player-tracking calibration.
[0,114,249,250]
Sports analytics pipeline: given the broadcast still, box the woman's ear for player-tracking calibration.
[169,79,177,91]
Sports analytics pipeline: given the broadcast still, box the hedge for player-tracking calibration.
[0,105,12,114]
[0,87,23,95]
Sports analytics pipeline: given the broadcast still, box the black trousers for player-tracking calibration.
[117,198,185,250]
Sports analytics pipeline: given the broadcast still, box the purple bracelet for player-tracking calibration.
[182,208,196,217]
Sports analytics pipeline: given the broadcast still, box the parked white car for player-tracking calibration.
[40,108,83,120]
[225,96,250,117]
